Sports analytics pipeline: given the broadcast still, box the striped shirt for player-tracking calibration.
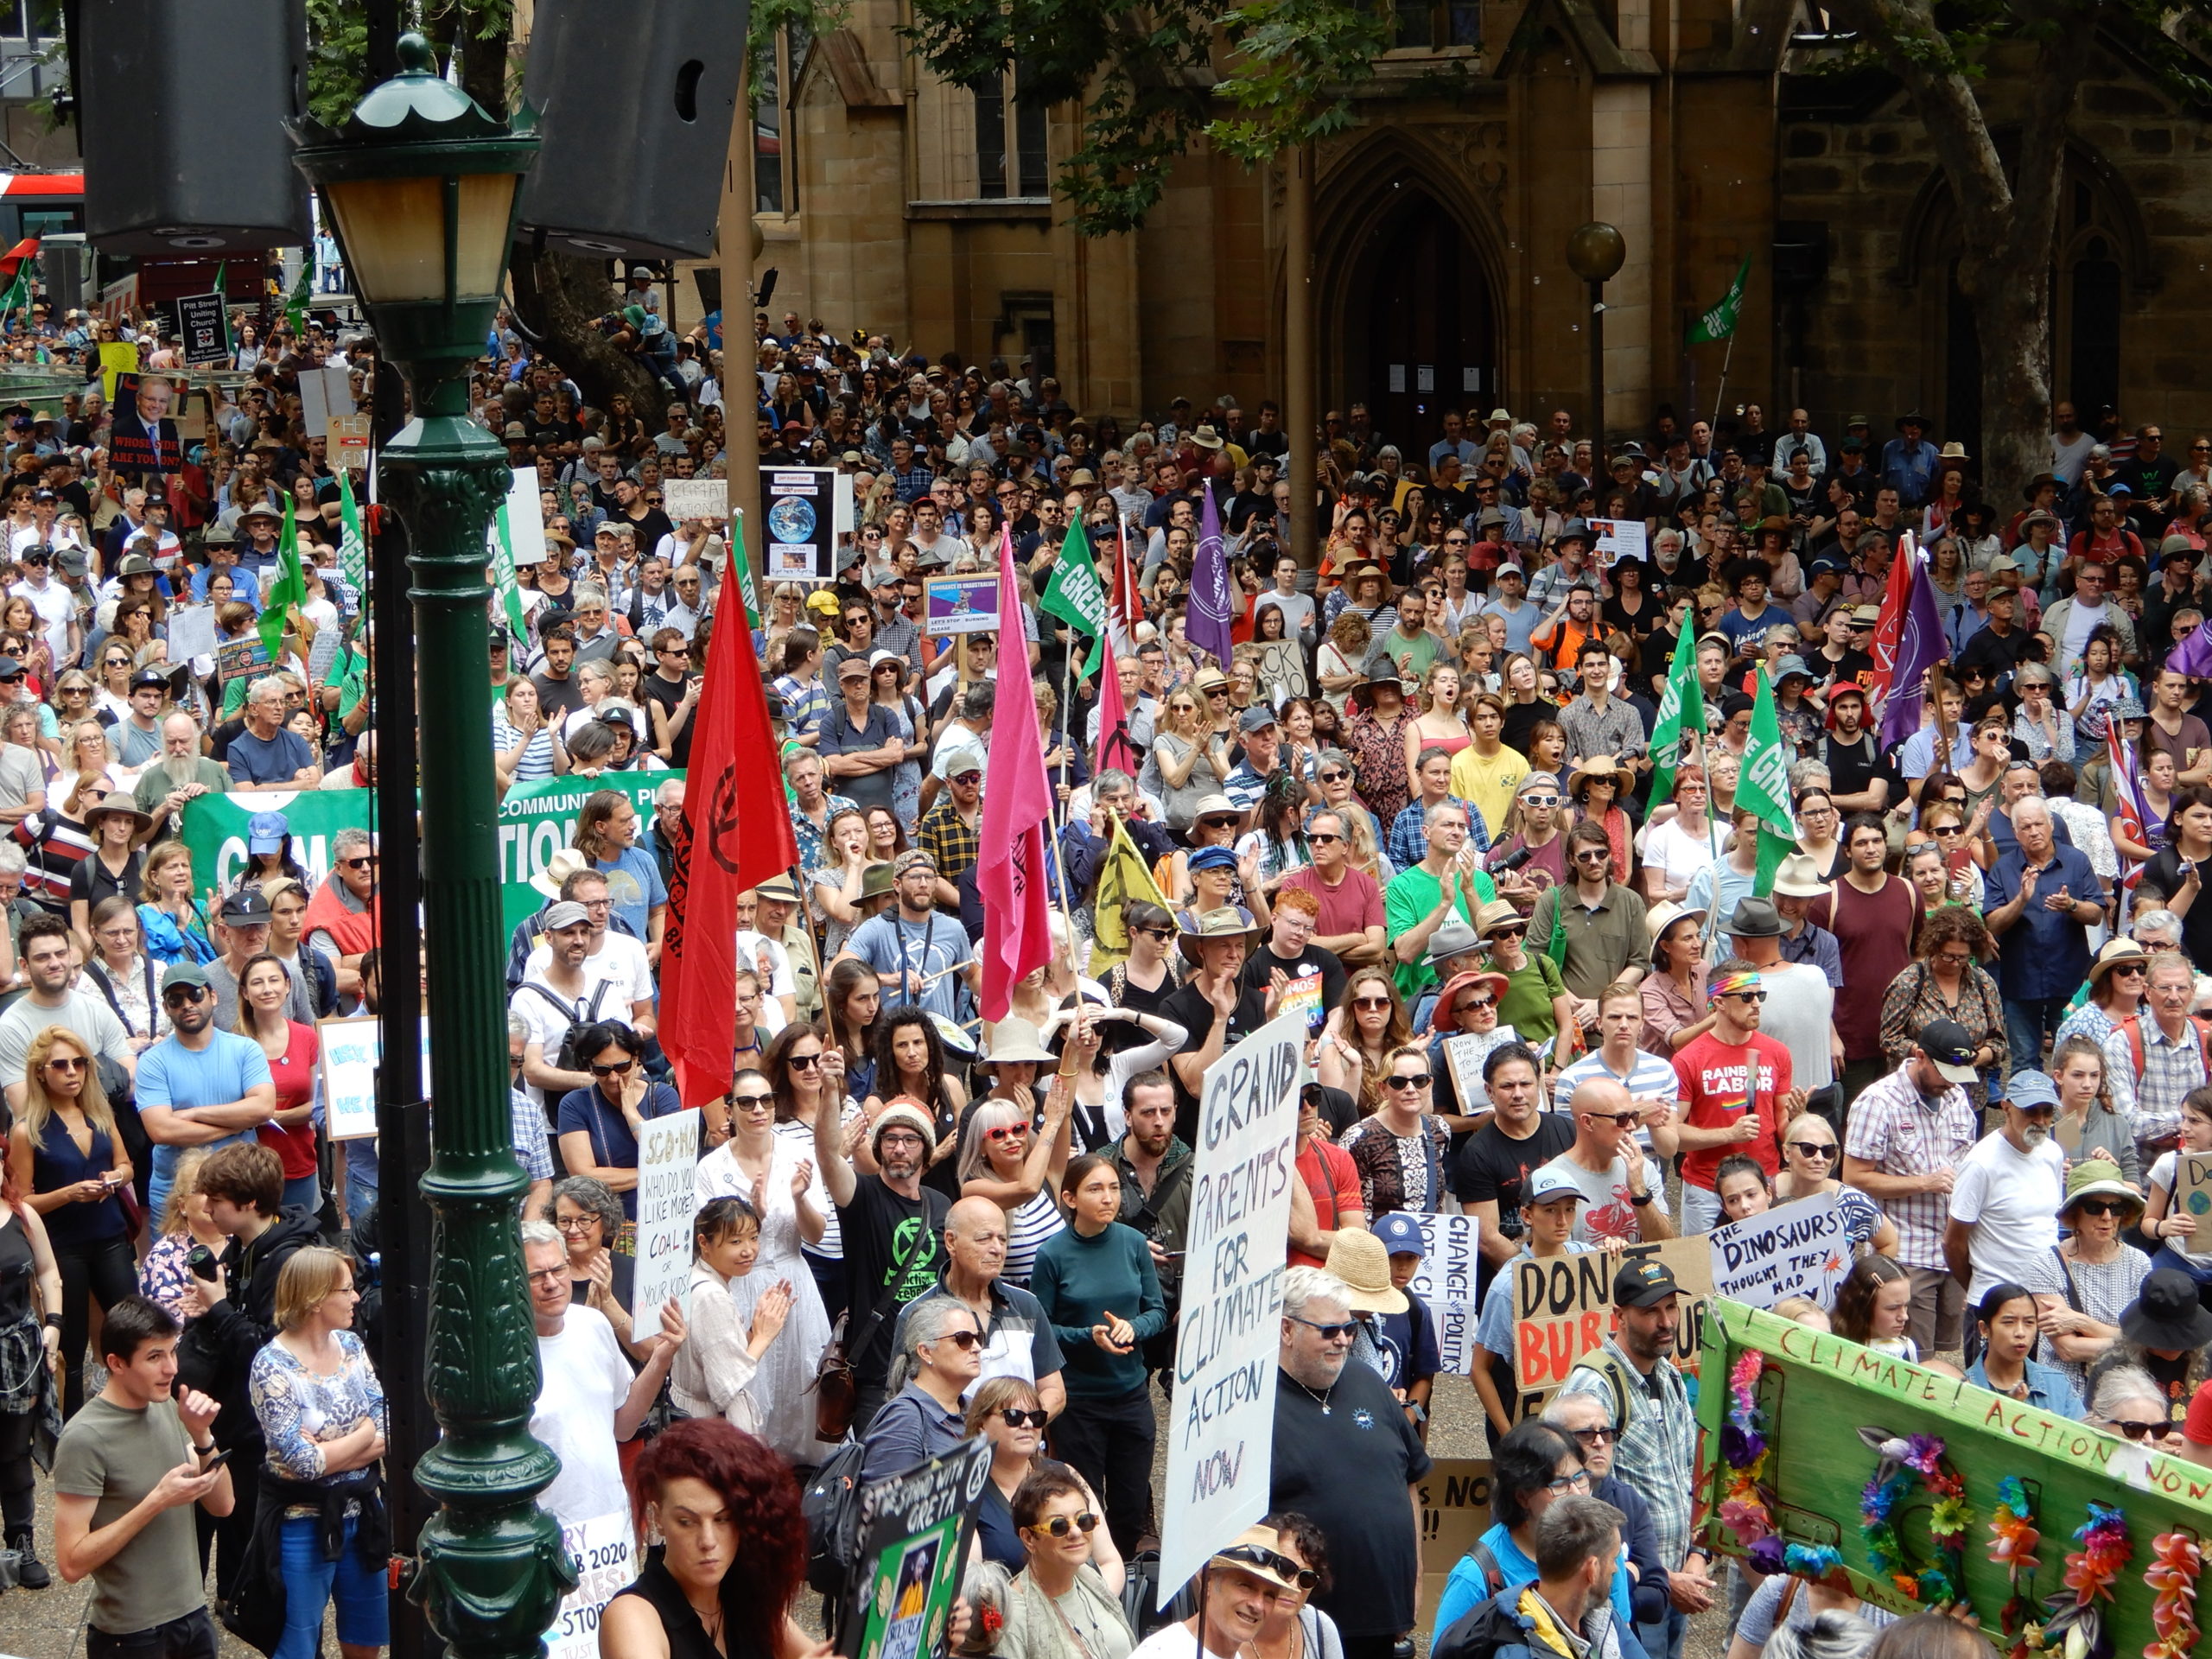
[1840,1062,1979,1272]
[492,716,559,783]
[1561,1338,1698,1567]
[1387,795,1490,870]
[1002,1190,1069,1288]
[1553,1046,1680,1116]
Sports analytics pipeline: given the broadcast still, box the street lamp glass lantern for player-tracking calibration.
[289,32,539,332]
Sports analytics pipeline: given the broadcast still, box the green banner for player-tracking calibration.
[180,770,683,937]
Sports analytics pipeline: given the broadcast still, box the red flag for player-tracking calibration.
[977,527,1056,1021]
[1863,531,1917,717]
[661,601,798,1107]
[1094,630,1140,779]
[0,238,39,280]
[1108,517,1147,659]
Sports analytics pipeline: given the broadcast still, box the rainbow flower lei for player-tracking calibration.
[2038,1503,2133,1659]
[1989,1477,2044,1659]
[2144,1529,2200,1659]
[1718,1352,1784,1572]
[1859,1432,1972,1606]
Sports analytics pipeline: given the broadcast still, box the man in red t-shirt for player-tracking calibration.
[1278,808,1386,966]
[1670,957,1802,1233]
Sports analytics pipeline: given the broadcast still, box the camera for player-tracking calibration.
[1490,843,1536,874]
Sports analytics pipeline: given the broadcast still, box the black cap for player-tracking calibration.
[219,888,273,925]
[130,668,168,691]
[1614,1258,1681,1309]
[1915,1017,1980,1084]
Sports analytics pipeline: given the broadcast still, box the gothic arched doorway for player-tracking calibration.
[1335,189,1501,461]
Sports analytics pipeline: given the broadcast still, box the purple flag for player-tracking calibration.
[1877,543,1948,749]
[2170,618,2212,680]
[1187,485,1234,665]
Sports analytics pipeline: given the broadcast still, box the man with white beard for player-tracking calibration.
[131,710,231,842]
[1942,1063,2069,1311]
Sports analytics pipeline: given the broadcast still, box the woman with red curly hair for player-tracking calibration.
[600,1419,823,1659]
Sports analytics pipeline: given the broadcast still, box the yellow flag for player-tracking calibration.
[1089,814,1173,974]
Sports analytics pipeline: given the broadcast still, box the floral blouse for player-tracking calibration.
[139,1235,197,1325]
[1344,707,1415,828]
[250,1329,387,1492]
[1878,958,2009,1109]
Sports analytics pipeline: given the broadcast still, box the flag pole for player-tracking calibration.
[1711,327,1739,439]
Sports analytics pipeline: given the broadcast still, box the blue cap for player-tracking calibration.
[1373,1212,1426,1258]
[1187,845,1239,873]
[246,810,289,854]
[2007,1069,2061,1111]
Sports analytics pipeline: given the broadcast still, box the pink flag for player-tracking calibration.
[977,528,1056,1020]
[1095,630,1140,779]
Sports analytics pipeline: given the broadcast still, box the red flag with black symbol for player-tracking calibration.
[661,598,798,1107]
[1094,630,1140,779]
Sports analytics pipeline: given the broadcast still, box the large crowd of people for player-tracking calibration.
[0,288,2201,1659]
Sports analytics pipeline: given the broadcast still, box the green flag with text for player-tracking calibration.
[1646,620,1706,806]
[1741,671,1802,894]
[1039,516,1109,677]
[1686,255,1751,347]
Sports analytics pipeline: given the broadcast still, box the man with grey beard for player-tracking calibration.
[132,710,231,842]
[1942,1062,2068,1312]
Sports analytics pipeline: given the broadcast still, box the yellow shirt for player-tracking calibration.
[1450,742,1531,842]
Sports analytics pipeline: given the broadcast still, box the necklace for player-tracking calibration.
[1285,1372,1337,1415]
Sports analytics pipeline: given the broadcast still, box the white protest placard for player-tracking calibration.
[1160,1010,1305,1604]
[1440,1028,1521,1115]
[1591,518,1648,569]
[630,1108,702,1331]
[500,467,548,568]
[1400,1212,1483,1375]
[663,479,727,524]
[542,1509,634,1659]
[315,1015,431,1141]
[166,602,218,664]
[1707,1189,1850,1310]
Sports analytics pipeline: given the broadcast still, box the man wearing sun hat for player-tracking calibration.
[1161,906,1269,1143]
[1325,1224,1436,1436]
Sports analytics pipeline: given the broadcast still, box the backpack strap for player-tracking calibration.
[1467,1540,1507,1598]
[2123,1014,2145,1081]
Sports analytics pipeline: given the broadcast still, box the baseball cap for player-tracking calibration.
[2007,1069,2061,1112]
[542,900,592,931]
[245,810,290,854]
[1915,1017,1980,1084]
[1238,704,1279,734]
[1614,1257,1681,1308]
[219,887,273,925]
[1372,1212,1427,1258]
[1527,1169,1587,1207]
[160,962,211,994]
[130,668,169,692]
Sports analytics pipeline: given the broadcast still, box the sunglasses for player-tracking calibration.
[787,1053,821,1071]
[1583,1109,1643,1127]
[1490,924,1528,940]
[999,1408,1051,1429]
[1215,1545,1320,1592]
[591,1059,636,1077]
[1287,1315,1358,1340]
[1543,1471,1593,1496]
[162,985,209,1006]
[1028,1512,1102,1538]
[1788,1141,1835,1160]
[41,1055,86,1072]
[1199,816,1239,830]
[2074,1198,2133,1219]
[1727,989,1770,1002]
[1385,1072,1433,1090]
[1574,849,1611,863]
[2114,962,2148,976]
[2104,1417,2168,1442]
[986,1123,1028,1141]
[1307,831,1343,845]
[1352,995,1393,1011]
[1319,770,1349,783]
[927,1327,982,1351]
[1464,995,1497,1011]
[1567,1425,1616,1447]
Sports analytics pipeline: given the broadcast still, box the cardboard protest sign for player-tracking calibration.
[1698,1298,2212,1651]
[315,1015,432,1141]
[1416,1459,1496,1633]
[1440,1029,1522,1114]
[1513,1235,1713,1392]
[1160,1009,1304,1602]
[1707,1190,1850,1311]
[843,1440,992,1659]
[542,1510,633,1659]
[175,293,229,366]
[1400,1213,1484,1375]
[2176,1152,2212,1230]
[629,1109,702,1330]
[663,479,726,523]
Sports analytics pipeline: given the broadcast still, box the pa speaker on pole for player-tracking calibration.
[517,0,747,262]
[79,0,312,255]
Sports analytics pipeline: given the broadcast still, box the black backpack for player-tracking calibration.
[801,1440,869,1598]
[518,979,615,1073]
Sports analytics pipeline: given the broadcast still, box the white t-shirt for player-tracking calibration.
[1535,1150,1671,1245]
[531,1305,636,1531]
[510,973,620,1111]
[1634,817,1714,896]
[10,577,73,666]
[1753,961,1836,1093]
[1255,590,1315,636]
[524,931,654,1012]
[1948,1132,2068,1303]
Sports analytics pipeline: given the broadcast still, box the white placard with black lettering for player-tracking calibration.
[1400,1212,1484,1375]
[1706,1189,1849,1310]
[629,1109,702,1332]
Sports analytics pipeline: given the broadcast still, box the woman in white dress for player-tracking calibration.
[692,1071,836,1464]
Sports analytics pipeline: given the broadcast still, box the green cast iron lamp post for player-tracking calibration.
[290,34,575,1657]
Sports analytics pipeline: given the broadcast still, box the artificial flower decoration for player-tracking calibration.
[2144,1529,2201,1659]
[1990,1477,2044,1659]
[1721,1353,1777,1554]
[1859,1427,1972,1608]
[2041,1503,2133,1659]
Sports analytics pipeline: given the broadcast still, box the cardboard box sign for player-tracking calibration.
[1512,1236,1713,1392]
[1416,1458,1496,1636]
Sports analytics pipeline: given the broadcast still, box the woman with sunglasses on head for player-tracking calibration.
[2039,1155,2150,1394]
[966,1376,1055,1571]
[1877,907,2005,1114]
[1147,688,1231,836]
[1772,1111,1897,1256]
[1031,1154,1164,1556]
[994,1461,1135,1659]
[555,1022,684,1239]
[1318,969,1413,1120]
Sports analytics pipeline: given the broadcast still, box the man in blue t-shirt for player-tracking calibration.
[226,677,321,791]
[137,962,277,1219]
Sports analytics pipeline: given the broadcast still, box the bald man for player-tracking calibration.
[889,1194,1068,1418]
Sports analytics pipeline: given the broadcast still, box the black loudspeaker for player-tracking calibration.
[1771,223,1831,294]
[517,0,747,262]
[79,0,311,255]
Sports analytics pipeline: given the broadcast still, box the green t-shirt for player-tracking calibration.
[1383,861,1497,1001]
[1497,951,1567,1044]
[52,1394,206,1634]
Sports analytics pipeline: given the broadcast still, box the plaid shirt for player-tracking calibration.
[1388,796,1490,870]
[1560,1338,1698,1567]
[792,792,861,874]
[2101,1011,2196,1147]
[874,611,924,672]
[918,796,982,882]
[1841,1060,1980,1271]
[510,1087,554,1181]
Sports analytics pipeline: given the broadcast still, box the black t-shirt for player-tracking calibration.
[1452,1112,1575,1215]
[1499,700,1548,760]
[1811,646,1872,696]
[1269,1358,1432,1639]
[1820,729,1897,805]
[532,670,586,721]
[1956,624,2033,679]
[1240,942,1345,1039]
[1160,978,1271,1146]
[641,670,692,766]
[624,507,676,550]
[836,1177,950,1387]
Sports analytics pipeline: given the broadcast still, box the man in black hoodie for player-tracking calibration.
[178,1141,324,1606]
